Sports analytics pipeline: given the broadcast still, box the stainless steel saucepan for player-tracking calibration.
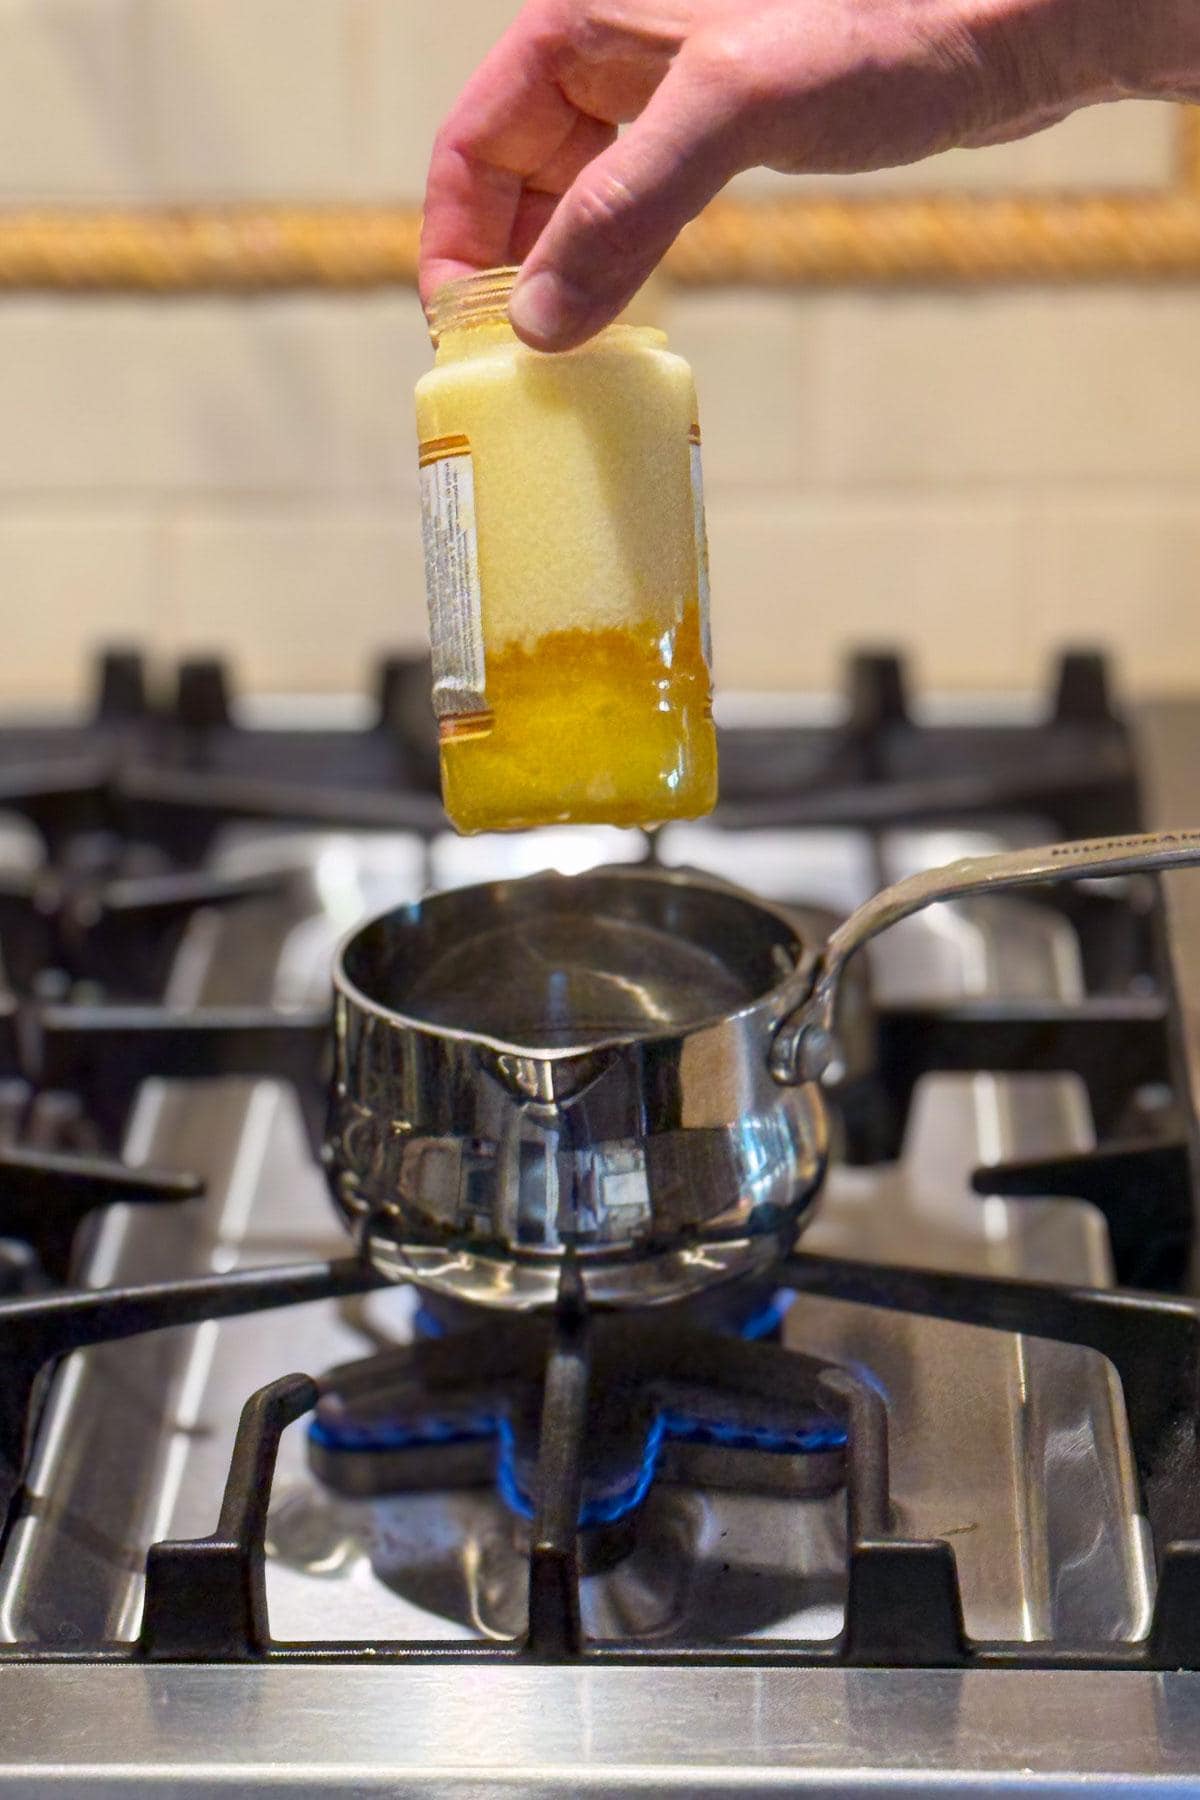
[325,828,1200,1311]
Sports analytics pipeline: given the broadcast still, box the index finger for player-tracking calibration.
[418,7,582,306]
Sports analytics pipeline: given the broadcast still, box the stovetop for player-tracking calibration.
[1,648,1200,1792]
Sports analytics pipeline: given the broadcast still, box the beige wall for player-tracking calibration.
[0,0,1197,704]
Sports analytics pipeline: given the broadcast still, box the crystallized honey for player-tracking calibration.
[416,268,717,834]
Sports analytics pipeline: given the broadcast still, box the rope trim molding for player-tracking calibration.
[0,108,1194,292]
[0,207,421,291]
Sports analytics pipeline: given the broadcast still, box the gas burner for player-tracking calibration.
[308,1288,845,1537]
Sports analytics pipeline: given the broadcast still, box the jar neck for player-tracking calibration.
[428,266,667,361]
[434,318,522,363]
[428,266,520,342]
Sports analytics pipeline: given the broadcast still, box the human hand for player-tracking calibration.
[420,0,1198,351]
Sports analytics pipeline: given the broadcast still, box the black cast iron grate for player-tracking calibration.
[0,1244,1198,1670]
[0,642,1146,859]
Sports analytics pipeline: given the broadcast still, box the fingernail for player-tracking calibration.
[509,270,577,346]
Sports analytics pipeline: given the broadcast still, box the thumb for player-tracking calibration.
[509,69,740,351]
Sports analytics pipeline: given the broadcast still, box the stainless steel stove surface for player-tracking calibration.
[0,821,1144,1654]
[1,650,1200,1793]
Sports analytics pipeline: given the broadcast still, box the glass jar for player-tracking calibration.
[415,266,718,835]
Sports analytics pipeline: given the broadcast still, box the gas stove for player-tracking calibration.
[0,648,1199,1791]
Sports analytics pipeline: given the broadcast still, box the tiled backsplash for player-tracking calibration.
[0,0,1197,702]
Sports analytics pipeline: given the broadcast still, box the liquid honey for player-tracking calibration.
[416,268,718,834]
[441,612,715,832]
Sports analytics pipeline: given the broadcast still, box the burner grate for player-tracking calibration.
[0,1256,383,1550]
[0,1243,1184,1671]
[0,646,1147,856]
[0,648,443,860]
[0,864,288,997]
[32,1003,331,1145]
[714,651,1140,840]
[0,1145,202,1283]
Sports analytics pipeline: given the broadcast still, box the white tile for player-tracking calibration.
[341,293,434,497]
[357,0,521,200]
[664,291,837,488]
[732,100,1177,196]
[0,298,371,495]
[0,300,168,492]
[0,0,153,200]
[148,0,356,199]
[1022,497,1200,694]
[169,508,425,690]
[0,510,162,703]
[705,494,1024,691]
[822,288,1200,487]
[162,300,366,493]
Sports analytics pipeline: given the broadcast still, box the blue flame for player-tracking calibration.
[312,1285,843,1527]
[491,1412,674,1526]
[311,1401,846,1528]
[738,1288,795,1341]
[495,1409,848,1527]
[414,1291,795,1346]
[309,1410,496,1453]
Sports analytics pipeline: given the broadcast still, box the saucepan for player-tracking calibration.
[325,828,1200,1311]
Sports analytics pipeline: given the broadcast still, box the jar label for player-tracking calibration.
[689,424,713,671]
[418,433,488,726]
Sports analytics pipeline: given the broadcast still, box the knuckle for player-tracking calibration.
[570,166,640,242]
[687,25,761,108]
[683,27,777,157]
[429,122,460,167]
[534,0,597,78]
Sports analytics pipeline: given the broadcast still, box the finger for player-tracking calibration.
[529,108,618,197]
[420,152,525,306]
[421,112,617,305]
[509,189,561,264]
[509,66,741,350]
[509,112,618,264]
[418,4,580,306]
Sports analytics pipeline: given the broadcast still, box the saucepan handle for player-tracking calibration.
[770,827,1200,1085]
